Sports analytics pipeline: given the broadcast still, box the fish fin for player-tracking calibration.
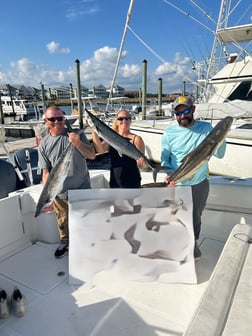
[150,163,171,183]
[152,168,158,183]
[180,155,189,164]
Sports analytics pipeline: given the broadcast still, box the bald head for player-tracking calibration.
[44,106,65,136]
[44,106,64,119]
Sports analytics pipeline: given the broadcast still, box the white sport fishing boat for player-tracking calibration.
[0,96,40,121]
[0,169,252,335]
[71,96,106,123]
[130,118,252,178]
[129,0,252,178]
[1,1,252,334]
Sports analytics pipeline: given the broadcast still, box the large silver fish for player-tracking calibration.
[165,116,233,184]
[86,109,165,181]
[35,143,74,217]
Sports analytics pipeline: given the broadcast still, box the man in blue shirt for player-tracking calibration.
[161,96,226,260]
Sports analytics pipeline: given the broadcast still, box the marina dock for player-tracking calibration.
[0,137,37,156]
[0,126,93,156]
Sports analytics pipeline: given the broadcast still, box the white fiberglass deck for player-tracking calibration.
[0,172,252,335]
[0,237,224,336]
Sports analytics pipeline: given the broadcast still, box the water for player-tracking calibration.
[60,105,73,115]
[60,103,136,116]
[3,103,132,171]
[45,104,139,171]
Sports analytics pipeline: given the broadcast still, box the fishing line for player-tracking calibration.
[127,1,252,117]
[162,0,215,34]
[129,25,252,117]
[128,25,198,88]
[107,0,135,111]
[188,0,217,25]
[128,25,247,114]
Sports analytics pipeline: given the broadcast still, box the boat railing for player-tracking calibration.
[185,223,252,336]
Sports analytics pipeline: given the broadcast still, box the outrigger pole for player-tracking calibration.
[106,0,135,112]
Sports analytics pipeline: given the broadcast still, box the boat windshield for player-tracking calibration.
[228,81,252,101]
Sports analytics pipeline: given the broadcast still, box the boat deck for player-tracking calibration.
[0,137,37,156]
[1,225,251,335]
[0,172,252,335]
[0,237,223,335]
[186,224,252,336]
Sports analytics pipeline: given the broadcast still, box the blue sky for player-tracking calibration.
[0,0,251,93]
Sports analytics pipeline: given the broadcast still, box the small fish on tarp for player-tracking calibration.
[35,143,74,217]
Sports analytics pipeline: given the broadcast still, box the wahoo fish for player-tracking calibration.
[166,116,233,184]
[35,143,74,217]
[86,109,162,181]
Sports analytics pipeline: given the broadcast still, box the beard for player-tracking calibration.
[177,115,194,127]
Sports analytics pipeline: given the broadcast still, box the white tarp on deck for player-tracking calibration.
[68,186,196,285]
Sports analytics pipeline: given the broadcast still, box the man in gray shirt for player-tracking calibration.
[38,106,96,258]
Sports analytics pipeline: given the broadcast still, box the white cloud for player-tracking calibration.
[4,58,41,85]
[0,47,195,93]
[10,58,38,73]
[151,53,196,93]
[65,0,99,21]
[79,47,126,87]
[120,64,141,79]
[93,46,119,63]
[46,41,71,54]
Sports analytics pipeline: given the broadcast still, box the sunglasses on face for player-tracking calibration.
[117,116,131,121]
[174,108,191,117]
[46,116,64,122]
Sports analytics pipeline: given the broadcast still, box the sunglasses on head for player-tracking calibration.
[46,116,64,122]
[117,116,131,121]
[174,108,191,117]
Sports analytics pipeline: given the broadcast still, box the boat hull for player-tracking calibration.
[130,121,252,178]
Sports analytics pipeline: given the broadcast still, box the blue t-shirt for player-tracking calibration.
[161,120,226,185]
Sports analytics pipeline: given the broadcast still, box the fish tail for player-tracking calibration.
[148,162,171,183]
[143,158,158,182]
[152,168,158,183]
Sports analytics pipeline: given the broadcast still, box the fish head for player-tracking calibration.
[224,116,233,133]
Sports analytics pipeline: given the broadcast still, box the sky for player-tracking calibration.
[0,0,251,94]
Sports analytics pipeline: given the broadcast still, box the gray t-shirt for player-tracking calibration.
[38,128,91,198]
